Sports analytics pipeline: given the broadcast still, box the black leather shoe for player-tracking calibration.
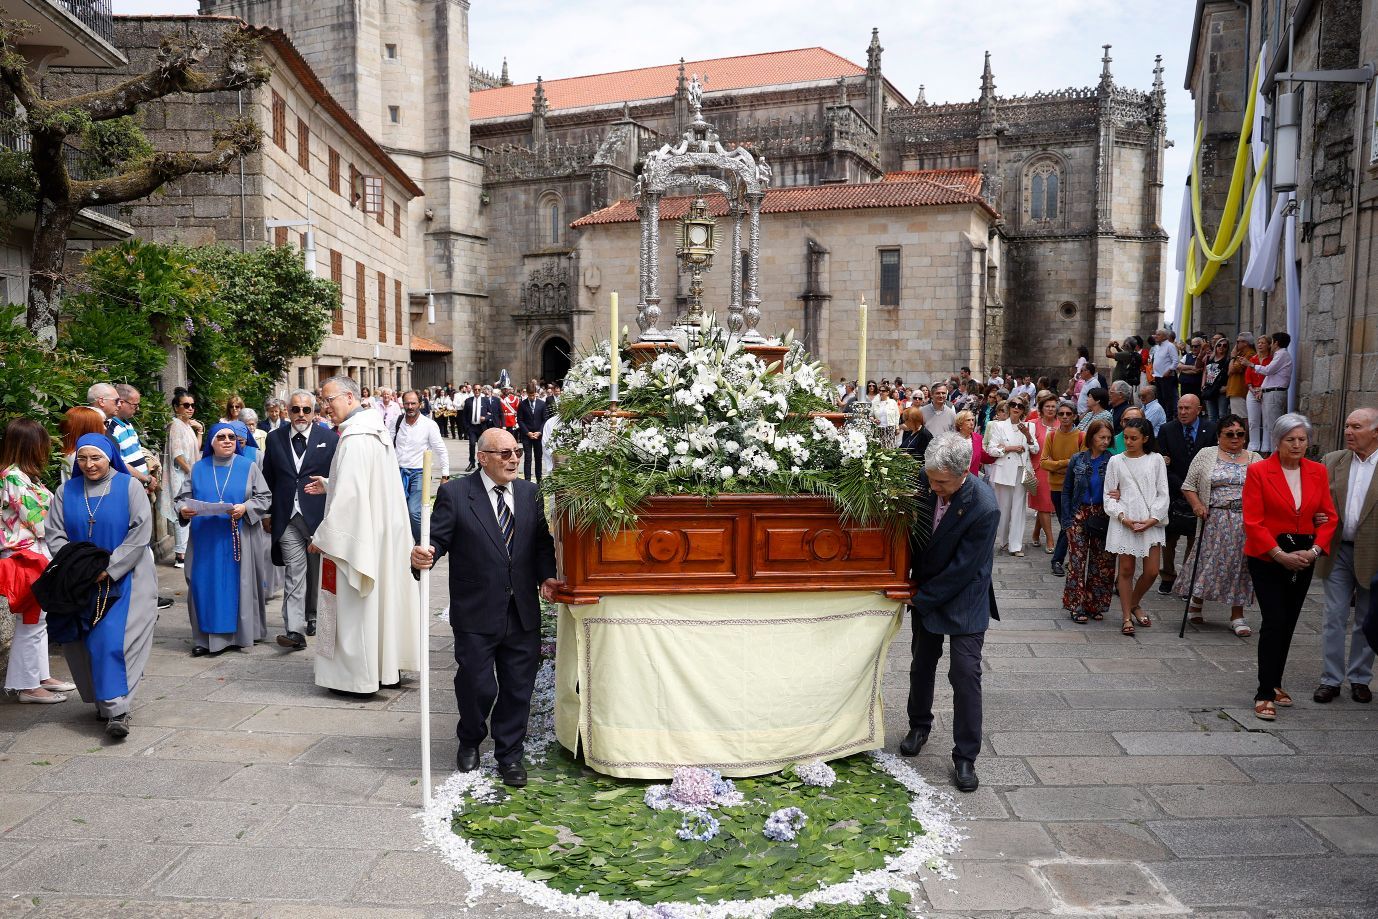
[898,729,928,757]
[498,760,528,787]
[1353,684,1373,704]
[1314,683,1341,704]
[456,746,480,772]
[305,620,317,637]
[953,759,979,793]
[276,632,306,651]
[190,646,210,657]
[157,595,174,610]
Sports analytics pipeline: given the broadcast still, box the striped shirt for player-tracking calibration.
[108,417,149,475]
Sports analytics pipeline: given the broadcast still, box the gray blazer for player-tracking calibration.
[909,470,1001,635]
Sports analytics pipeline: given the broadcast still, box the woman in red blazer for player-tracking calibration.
[1243,413,1339,721]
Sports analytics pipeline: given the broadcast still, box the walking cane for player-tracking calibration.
[1177,513,1205,638]
[418,450,434,807]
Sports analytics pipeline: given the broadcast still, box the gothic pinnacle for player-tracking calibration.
[980,51,995,99]
[532,75,548,117]
[1100,44,1114,88]
[916,84,927,105]
[500,57,510,86]
[867,27,882,73]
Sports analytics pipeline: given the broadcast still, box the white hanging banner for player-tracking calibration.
[1242,193,1291,291]
[1284,210,1300,412]
[1247,42,1270,257]
[1173,181,1193,331]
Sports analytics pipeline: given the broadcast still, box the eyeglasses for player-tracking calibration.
[479,448,525,460]
[212,433,236,442]
[321,392,349,404]
[1056,411,1075,417]
[119,399,140,408]
[177,401,195,408]
[1221,430,1246,438]
[289,406,314,415]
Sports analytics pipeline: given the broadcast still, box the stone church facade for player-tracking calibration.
[183,2,1166,384]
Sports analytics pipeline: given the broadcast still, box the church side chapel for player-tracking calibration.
[473,33,1168,384]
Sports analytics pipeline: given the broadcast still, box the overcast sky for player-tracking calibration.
[114,0,1196,294]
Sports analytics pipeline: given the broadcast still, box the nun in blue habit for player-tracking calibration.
[45,434,158,737]
[174,422,272,655]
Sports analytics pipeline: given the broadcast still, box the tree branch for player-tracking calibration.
[38,28,270,128]
[71,117,261,208]
[0,19,42,112]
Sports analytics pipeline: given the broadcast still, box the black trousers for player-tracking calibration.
[466,426,482,467]
[436,415,450,438]
[908,617,984,763]
[1248,556,1316,702]
[522,437,542,482]
[452,600,541,764]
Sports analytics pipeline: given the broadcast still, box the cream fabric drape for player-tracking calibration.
[555,590,904,779]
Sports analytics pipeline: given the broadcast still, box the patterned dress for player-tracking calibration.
[1174,459,1253,606]
[1,465,51,555]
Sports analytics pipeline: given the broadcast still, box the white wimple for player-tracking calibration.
[418,660,966,918]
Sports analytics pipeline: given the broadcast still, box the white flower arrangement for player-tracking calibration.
[545,319,920,536]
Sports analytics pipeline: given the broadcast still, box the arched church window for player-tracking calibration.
[1026,161,1060,223]
[549,203,560,245]
[539,191,562,246]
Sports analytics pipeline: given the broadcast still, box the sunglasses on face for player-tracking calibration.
[178,401,195,408]
[213,433,236,442]
[1221,430,1246,438]
[289,406,314,415]
[480,448,525,460]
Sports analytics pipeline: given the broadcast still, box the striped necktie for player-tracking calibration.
[493,485,513,554]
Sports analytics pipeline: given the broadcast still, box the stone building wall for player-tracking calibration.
[48,16,418,394]
[201,0,488,385]
[1185,0,1378,448]
[573,202,997,384]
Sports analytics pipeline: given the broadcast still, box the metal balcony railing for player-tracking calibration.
[0,130,124,222]
[51,0,115,46]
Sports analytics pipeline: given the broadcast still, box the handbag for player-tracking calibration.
[1022,464,1039,496]
[1083,510,1110,539]
[1167,496,1197,536]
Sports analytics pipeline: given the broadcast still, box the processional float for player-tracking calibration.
[549,79,913,779]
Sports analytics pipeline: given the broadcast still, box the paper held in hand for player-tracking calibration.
[181,499,236,516]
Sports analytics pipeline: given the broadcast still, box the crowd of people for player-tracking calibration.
[0,371,561,749]
[1,332,1373,794]
[845,328,1374,787]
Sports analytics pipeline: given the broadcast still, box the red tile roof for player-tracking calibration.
[571,170,995,227]
[409,335,452,354]
[472,48,864,121]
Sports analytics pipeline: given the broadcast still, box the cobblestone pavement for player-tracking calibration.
[3,467,1377,917]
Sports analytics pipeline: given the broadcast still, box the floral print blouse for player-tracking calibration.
[1,465,51,553]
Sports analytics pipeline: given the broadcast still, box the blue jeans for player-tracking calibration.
[400,467,423,543]
[1051,490,1068,565]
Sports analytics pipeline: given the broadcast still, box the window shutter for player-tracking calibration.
[330,250,344,335]
[296,117,310,171]
[378,271,387,341]
[349,164,361,207]
[393,202,402,238]
[394,279,403,345]
[271,92,286,150]
[355,261,367,339]
[328,147,340,194]
[273,226,288,247]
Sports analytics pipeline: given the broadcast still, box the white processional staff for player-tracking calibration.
[418,449,434,807]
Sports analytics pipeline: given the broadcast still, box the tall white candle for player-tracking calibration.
[857,295,868,390]
[610,291,620,402]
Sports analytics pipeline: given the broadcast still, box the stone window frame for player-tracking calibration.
[538,190,562,246]
[388,105,401,125]
[1020,152,1066,229]
[384,43,398,61]
[877,247,901,307]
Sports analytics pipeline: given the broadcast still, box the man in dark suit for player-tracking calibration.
[460,385,503,472]
[900,431,1000,793]
[516,385,549,482]
[261,390,339,650]
[1156,393,1217,595]
[410,427,559,788]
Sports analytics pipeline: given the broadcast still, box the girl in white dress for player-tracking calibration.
[1103,417,1169,634]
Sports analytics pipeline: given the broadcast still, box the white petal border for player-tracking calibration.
[418,666,966,918]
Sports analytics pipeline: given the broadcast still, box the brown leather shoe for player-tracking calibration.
[1352,684,1373,704]
[1313,683,1341,704]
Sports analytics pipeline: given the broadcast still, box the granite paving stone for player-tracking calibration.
[1005,785,1161,821]
[349,850,474,905]
[211,763,386,805]
[1334,784,1378,813]
[0,794,54,833]
[5,723,175,757]
[1113,730,1293,756]
[26,756,241,799]
[950,821,1060,859]
[1044,821,1173,860]
[1231,754,1378,784]
[6,796,269,845]
[1037,861,1179,912]
[248,803,424,850]
[146,729,322,764]
[1026,754,1251,785]
[1147,783,1361,817]
[989,731,1122,756]
[1302,816,1378,854]
[0,841,186,896]
[1276,730,1378,753]
[1147,817,1330,857]
[128,700,263,730]
[921,861,1055,912]
[19,898,262,918]
[153,845,379,900]
[1150,856,1378,908]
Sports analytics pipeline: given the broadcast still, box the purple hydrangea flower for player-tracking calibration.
[793,760,836,788]
[676,810,719,842]
[763,806,807,842]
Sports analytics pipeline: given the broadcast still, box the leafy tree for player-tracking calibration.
[0,303,104,448]
[0,20,270,339]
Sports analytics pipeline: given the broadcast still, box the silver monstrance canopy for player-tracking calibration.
[634,74,772,343]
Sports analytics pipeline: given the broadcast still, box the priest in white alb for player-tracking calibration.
[304,375,419,695]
